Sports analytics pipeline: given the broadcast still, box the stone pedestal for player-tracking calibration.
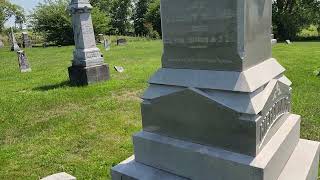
[68,64,109,85]
[111,0,320,179]
[68,0,109,86]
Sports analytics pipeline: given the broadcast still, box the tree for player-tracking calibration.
[133,0,150,36]
[272,0,319,40]
[145,0,161,36]
[0,1,25,32]
[31,0,110,45]
[109,0,132,35]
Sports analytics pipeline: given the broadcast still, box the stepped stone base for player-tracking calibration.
[68,64,110,86]
[112,114,320,180]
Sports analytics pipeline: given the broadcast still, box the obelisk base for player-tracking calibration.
[113,141,319,180]
[68,64,110,86]
[112,114,320,180]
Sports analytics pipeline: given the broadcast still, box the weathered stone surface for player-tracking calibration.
[41,172,76,180]
[10,28,20,51]
[17,50,31,72]
[161,0,272,71]
[134,114,300,180]
[104,39,110,51]
[98,34,104,43]
[111,0,319,178]
[68,0,109,85]
[22,32,32,48]
[142,78,291,156]
[112,156,188,180]
[114,140,320,180]
[278,139,320,180]
[68,64,110,86]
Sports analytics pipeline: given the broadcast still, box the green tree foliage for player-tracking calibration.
[109,0,132,35]
[31,0,110,45]
[145,0,161,37]
[90,0,112,14]
[272,0,320,40]
[133,0,150,36]
[0,1,25,32]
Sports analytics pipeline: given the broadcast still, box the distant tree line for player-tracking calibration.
[2,0,320,45]
[28,0,160,45]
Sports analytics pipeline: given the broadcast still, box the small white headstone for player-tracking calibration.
[104,39,110,51]
[114,66,125,73]
[285,40,292,44]
[41,172,76,180]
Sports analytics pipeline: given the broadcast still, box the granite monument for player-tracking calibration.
[112,0,320,179]
[10,28,20,51]
[68,0,110,85]
[22,32,32,48]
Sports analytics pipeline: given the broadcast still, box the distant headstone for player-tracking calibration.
[10,28,20,51]
[41,172,76,180]
[112,0,320,179]
[0,40,4,48]
[98,34,104,43]
[116,38,127,46]
[43,42,48,48]
[271,34,277,45]
[68,0,110,86]
[114,66,124,73]
[22,32,32,48]
[104,39,110,51]
[286,40,292,44]
[17,50,31,72]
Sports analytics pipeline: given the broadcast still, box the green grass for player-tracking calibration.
[0,41,320,179]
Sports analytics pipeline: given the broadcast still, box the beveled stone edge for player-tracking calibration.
[149,58,285,93]
[111,156,189,180]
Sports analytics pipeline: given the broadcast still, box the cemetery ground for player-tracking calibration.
[0,40,320,179]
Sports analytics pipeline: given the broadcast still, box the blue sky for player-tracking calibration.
[5,0,44,27]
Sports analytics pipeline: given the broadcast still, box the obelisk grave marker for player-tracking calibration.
[68,0,109,85]
[112,0,320,179]
[10,28,20,52]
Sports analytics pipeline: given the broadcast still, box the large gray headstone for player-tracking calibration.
[68,0,110,85]
[112,0,320,179]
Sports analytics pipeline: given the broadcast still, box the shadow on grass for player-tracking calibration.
[33,80,73,91]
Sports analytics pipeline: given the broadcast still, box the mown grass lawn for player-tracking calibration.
[0,41,320,179]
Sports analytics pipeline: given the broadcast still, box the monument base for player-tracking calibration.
[68,64,110,86]
[112,114,320,180]
[112,140,319,180]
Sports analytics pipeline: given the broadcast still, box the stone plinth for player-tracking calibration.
[68,0,109,85]
[111,0,320,179]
